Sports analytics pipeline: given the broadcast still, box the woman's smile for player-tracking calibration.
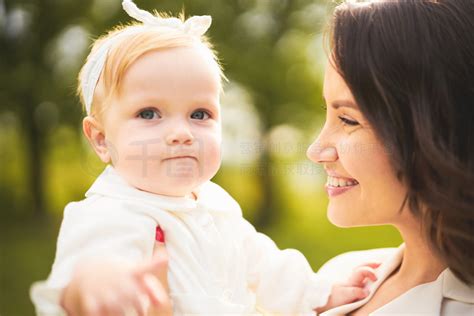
[325,175,359,197]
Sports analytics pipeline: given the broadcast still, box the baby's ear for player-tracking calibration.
[83,116,111,163]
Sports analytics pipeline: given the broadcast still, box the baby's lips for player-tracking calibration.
[155,225,165,242]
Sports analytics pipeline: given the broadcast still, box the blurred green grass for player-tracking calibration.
[1,217,59,316]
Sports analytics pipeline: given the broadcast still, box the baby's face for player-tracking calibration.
[101,45,222,197]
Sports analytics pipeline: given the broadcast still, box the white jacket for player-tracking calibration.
[31,166,332,315]
[319,244,474,315]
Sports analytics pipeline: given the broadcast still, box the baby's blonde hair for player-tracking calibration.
[77,14,224,118]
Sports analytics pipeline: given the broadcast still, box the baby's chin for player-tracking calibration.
[135,178,202,198]
[116,167,206,197]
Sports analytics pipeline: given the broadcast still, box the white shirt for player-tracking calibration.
[318,244,474,315]
[30,166,332,316]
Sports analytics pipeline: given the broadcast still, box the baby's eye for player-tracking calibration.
[138,109,160,120]
[338,116,359,127]
[190,110,210,120]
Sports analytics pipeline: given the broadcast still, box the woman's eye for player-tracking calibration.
[191,110,210,120]
[138,109,160,120]
[338,116,359,126]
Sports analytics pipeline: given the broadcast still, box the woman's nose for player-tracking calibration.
[306,138,338,163]
[166,124,194,145]
[306,121,339,163]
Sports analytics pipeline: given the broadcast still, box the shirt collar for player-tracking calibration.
[85,165,240,215]
[374,267,474,314]
[322,244,474,315]
[442,268,474,304]
[321,244,405,315]
[85,165,200,212]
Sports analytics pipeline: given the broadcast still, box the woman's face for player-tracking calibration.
[307,61,407,227]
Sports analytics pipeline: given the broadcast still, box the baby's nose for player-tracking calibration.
[166,125,194,145]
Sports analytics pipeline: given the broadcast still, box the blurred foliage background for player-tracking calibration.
[0,0,401,315]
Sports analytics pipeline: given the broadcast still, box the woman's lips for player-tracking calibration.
[325,184,358,197]
[325,175,359,197]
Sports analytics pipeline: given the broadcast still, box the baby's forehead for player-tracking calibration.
[132,44,219,69]
[107,43,222,103]
[112,40,221,86]
[110,31,220,71]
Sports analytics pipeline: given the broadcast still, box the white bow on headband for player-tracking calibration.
[80,0,212,115]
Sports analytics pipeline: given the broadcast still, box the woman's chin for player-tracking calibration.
[327,206,361,228]
[329,218,355,228]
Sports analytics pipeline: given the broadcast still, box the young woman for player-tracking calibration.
[307,0,473,314]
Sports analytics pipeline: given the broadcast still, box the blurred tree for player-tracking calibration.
[201,0,330,228]
[1,0,92,216]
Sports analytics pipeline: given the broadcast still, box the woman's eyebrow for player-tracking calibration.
[322,96,357,110]
[330,100,358,110]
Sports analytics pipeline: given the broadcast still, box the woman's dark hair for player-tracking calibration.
[330,0,474,284]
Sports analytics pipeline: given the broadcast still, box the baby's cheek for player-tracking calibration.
[200,137,221,180]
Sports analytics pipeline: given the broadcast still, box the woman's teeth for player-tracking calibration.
[327,176,359,187]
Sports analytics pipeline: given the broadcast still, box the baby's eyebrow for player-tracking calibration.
[194,99,219,110]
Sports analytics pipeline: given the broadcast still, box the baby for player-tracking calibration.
[31,1,377,315]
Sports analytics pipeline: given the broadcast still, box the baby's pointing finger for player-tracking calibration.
[133,243,168,282]
[151,241,169,291]
[121,283,149,316]
[141,275,173,315]
[141,274,168,307]
[134,242,170,307]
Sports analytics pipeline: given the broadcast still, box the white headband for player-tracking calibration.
[80,0,212,115]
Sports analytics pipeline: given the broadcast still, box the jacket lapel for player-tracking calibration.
[442,269,474,304]
[373,274,443,314]
[321,245,405,315]
[322,244,474,315]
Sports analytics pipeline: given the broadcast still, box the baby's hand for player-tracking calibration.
[61,244,171,316]
[315,262,380,314]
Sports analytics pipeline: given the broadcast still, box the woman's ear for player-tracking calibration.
[83,116,111,163]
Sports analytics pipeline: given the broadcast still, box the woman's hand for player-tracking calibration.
[60,242,171,316]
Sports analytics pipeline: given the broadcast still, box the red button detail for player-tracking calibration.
[155,226,165,243]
